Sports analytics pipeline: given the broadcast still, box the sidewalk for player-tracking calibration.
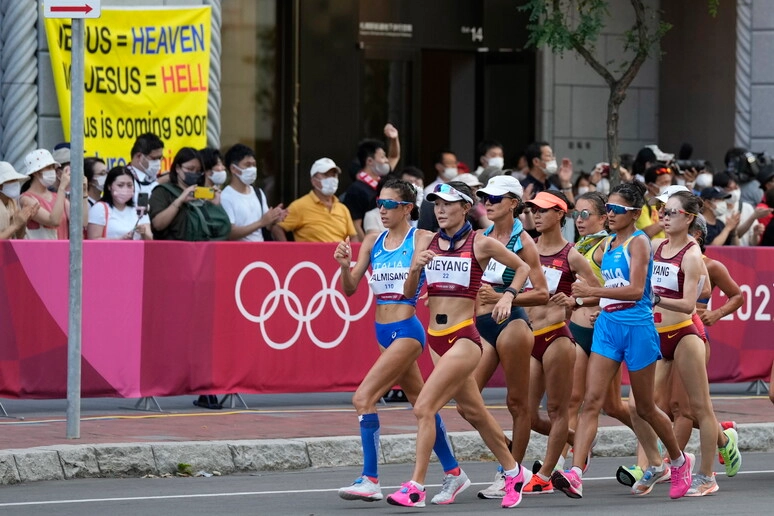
[1,390,772,485]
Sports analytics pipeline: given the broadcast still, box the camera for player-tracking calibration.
[674,160,707,172]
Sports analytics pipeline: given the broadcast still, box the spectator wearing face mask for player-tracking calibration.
[199,147,227,189]
[127,132,164,203]
[0,161,38,239]
[423,150,459,196]
[344,139,393,241]
[87,166,152,240]
[713,172,767,246]
[278,158,358,242]
[149,147,230,241]
[84,157,107,207]
[636,164,673,239]
[19,149,70,240]
[700,187,738,246]
[220,143,287,242]
[473,139,505,177]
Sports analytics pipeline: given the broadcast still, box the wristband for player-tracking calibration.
[504,287,518,297]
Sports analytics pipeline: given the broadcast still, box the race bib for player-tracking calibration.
[543,266,562,295]
[482,258,506,285]
[651,260,679,295]
[368,266,408,299]
[600,277,636,311]
[425,256,471,288]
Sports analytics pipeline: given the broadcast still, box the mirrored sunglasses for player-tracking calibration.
[571,209,594,220]
[482,194,512,204]
[376,198,412,210]
[605,203,639,215]
[660,208,690,218]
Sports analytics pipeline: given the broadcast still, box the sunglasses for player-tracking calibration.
[570,209,595,220]
[605,203,639,215]
[660,208,690,218]
[482,194,512,204]
[376,198,412,210]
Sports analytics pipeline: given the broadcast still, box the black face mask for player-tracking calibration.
[182,171,202,186]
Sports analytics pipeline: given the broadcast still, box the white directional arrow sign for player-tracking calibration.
[44,0,101,19]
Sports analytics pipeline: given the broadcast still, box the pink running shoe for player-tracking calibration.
[387,481,426,507]
[669,452,695,499]
[502,465,528,508]
[551,469,583,499]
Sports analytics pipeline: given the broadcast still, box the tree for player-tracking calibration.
[520,0,669,187]
[521,0,720,186]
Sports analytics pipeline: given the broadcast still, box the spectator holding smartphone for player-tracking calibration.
[87,166,152,240]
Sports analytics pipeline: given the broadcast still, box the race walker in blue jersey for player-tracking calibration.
[334,179,462,505]
[552,181,694,501]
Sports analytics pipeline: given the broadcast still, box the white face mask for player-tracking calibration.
[1,181,21,199]
[441,167,458,180]
[319,176,339,196]
[40,169,57,187]
[544,159,558,175]
[145,159,161,180]
[487,156,504,169]
[675,177,686,187]
[695,173,714,189]
[414,186,424,206]
[577,186,589,196]
[210,170,227,185]
[234,165,257,185]
[712,200,727,218]
[112,187,134,205]
[95,175,107,191]
[374,162,391,177]
[727,189,741,207]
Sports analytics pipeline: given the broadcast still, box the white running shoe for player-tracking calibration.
[338,475,383,502]
[477,467,506,499]
[431,469,471,504]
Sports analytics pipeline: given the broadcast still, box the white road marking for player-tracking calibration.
[1,470,773,507]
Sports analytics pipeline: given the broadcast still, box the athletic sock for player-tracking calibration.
[504,464,521,477]
[359,413,380,479]
[571,466,583,478]
[556,455,565,471]
[432,413,459,472]
[671,452,686,468]
[445,466,461,476]
[537,472,550,482]
[410,480,425,490]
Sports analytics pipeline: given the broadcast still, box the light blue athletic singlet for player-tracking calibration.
[598,229,654,324]
[368,226,424,306]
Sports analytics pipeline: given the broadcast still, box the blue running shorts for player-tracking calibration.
[375,316,426,349]
[591,313,660,372]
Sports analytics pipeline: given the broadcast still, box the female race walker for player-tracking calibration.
[551,181,694,500]
[519,191,599,495]
[567,192,635,485]
[460,175,549,499]
[386,181,531,509]
[334,179,463,504]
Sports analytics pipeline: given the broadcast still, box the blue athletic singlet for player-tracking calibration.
[598,229,654,323]
[368,227,423,306]
[481,219,525,293]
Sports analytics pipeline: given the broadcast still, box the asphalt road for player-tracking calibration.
[0,454,771,516]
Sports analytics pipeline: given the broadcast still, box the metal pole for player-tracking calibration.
[66,17,85,439]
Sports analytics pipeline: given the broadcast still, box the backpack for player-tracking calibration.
[252,185,273,241]
[159,183,231,241]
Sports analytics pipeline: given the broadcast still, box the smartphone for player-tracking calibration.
[193,187,215,200]
[136,192,149,217]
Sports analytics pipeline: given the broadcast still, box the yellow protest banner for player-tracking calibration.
[44,6,211,172]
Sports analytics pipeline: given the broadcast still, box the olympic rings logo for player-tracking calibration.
[234,261,372,350]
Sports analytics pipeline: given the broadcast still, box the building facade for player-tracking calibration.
[0,0,763,204]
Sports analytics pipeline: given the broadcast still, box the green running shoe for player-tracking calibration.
[616,465,643,487]
[718,427,741,477]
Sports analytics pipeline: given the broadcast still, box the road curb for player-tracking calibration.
[1,423,772,485]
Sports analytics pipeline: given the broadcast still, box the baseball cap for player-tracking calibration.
[426,183,474,204]
[526,191,568,212]
[24,149,59,176]
[309,157,341,177]
[477,175,524,198]
[455,173,483,188]
[758,166,774,187]
[654,184,690,204]
[52,142,71,165]
[0,161,29,186]
[699,187,731,200]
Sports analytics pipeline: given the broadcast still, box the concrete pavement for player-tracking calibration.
[1,388,772,485]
